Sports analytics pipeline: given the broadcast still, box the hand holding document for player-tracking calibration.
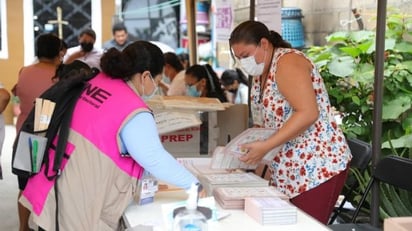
[210,128,283,170]
[34,98,56,131]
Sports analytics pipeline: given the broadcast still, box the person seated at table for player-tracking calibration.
[158,52,186,96]
[178,52,190,69]
[184,64,228,103]
[220,68,249,104]
[19,41,202,231]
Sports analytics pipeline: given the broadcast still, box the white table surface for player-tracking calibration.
[123,190,331,231]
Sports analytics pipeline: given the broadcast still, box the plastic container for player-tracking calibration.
[281,7,305,49]
[173,183,208,231]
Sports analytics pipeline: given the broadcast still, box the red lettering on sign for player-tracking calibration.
[160,134,194,142]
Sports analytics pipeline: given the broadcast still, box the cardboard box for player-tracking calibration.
[384,217,412,231]
[217,104,249,146]
[159,104,249,158]
[160,111,219,157]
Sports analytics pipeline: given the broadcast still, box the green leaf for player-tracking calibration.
[326,31,349,43]
[367,38,397,54]
[328,56,355,77]
[382,96,411,120]
[399,190,412,214]
[388,186,412,215]
[353,63,375,84]
[312,52,332,63]
[350,31,375,43]
[357,40,374,53]
[352,95,361,105]
[401,117,412,131]
[382,134,412,149]
[394,42,412,53]
[385,38,397,50]
[381,184,398,216]
[340,47,361,57]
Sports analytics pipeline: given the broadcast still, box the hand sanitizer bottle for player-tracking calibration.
[173,183,208,231]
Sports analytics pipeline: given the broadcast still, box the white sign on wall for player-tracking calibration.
[214,0,234,42]
[256,0,281,33]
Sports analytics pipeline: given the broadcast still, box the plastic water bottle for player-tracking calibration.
[173,183,208,231]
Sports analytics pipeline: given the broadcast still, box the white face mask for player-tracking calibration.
[240,47,266,76]
[141,74,158,101]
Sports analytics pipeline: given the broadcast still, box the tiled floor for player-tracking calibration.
[0,125,19,230]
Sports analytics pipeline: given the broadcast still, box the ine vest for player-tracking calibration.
[21,73,150,230]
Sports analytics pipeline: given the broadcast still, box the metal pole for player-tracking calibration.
[249,0,255,20]
[186,0,198,65]
[371,0,387,227]
[247,0,256,127]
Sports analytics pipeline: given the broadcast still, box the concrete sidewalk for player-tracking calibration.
[0,125,19,230]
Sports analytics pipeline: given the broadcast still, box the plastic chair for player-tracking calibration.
[329,155,412,231]
[328,138,372,224]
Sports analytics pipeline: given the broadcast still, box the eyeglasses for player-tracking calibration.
[186,80,201,87]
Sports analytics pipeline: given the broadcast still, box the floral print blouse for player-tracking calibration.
[250,48,352,198]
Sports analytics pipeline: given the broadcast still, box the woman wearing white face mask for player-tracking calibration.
[229,21,352,225]
[19,41,202,230]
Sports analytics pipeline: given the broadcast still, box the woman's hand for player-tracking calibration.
[238,140,270,165]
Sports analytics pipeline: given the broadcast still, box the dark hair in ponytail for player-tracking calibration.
[269,30,291,48]
[221,68,249,87]
[185,64,228,103]
[229,20,291,52]
[100,40,165,81]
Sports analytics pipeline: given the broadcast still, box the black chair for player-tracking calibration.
[328,138,373,224]
[329,155,412,231]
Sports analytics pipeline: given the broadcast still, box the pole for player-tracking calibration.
[249,0,255,20]
[371,0,387,227]
[185,0,198,65]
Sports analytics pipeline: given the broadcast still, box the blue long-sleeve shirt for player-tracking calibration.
[120,111,198,190]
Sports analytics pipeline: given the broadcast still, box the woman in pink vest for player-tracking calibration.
[20,41,201,230]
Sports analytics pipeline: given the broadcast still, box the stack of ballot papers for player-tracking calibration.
[147,95,227,111]
[244,197,297,225]
[213,186,289,209]
[177,157,232,177]
[210,128,283,170]
[198,172,269,196]
[155,111,202,135]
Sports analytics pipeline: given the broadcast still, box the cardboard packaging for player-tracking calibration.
[384,217,412,231]
[159,104,249,158]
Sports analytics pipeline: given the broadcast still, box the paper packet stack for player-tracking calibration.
[34,98,56,132]
[198,172,269,196]
[244,197,297,225]
[210,128,283,170]
[213,186,289,209]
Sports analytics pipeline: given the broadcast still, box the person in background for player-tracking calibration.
[0,82,10,180]
[185,64,228,103]
[177,52,190,69]
[13,33,63,231]
[64,28,102,70]
[158,52,186,96]
[220,68,249,104]
[19,41,202,230]
[52,60,94,82]
[229,20,351,224]
[102,22,133,51]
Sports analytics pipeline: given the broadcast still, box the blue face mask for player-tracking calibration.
[186,85,201,97]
